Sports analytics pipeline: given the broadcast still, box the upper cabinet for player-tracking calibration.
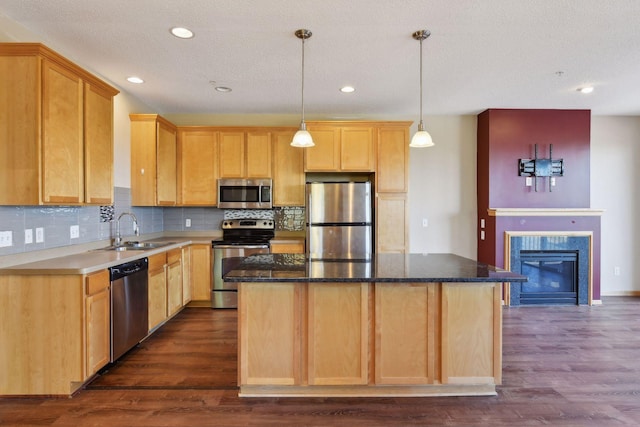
[376,125,410,193]
[177,128,218,206]
[218,130,272,179]
[130,114,178,206]
[0,43,118,205]
[272,130,304,206]
[305,122,375,172]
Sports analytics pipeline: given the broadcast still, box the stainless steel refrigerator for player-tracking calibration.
[306,181,373,260]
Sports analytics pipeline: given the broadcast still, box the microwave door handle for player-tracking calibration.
[258,184,263,204]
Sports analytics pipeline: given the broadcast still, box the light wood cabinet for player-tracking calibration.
[177,128,218,205]
[85,269,111,377]
[0,43,118,205]
[272,130,305,206]
[307,283,369,385]
[305,123,375,172]
[270,238,305,254]
[376,193,409,254]
[375,283,436,384]
[130,114,177,206]
[182,245,192,305]
[0,270,112,396]
[166,249,183,317]
[218,130,273,179]
[190,243,212,301]
[148,253,168,331]
[376,125,410,193]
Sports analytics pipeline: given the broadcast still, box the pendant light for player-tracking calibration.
[291,29,314,147]
[410,29,434,148]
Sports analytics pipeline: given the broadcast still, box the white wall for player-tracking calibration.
[591,116,640,295]
[408,116,478,259]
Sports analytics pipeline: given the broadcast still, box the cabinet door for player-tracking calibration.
[182,246,192,305]
[0,55,40,205]
[42,59,84,204]
[272,130,304,206]
[156,121,177,205]
[377,127,409,192]
[85,270,110,378]
[218,131,245,178]
[341,127,375,171]
[375,283,436,385]
[246,131,272,178]
[148,254,168,331]
[305,128,340,171]
[190,244,212,301]
[376,193,408,253]
[84,83,114,204]
[308,283,369,385]
[130,115,158,206]
[178,129,218,205]
[441,283,501,385]
[166,249,183,317]
[239,283,301,385]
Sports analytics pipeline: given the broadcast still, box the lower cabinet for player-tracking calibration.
[190,243,212,302]
[238,281,502,396]
[166,249,183,317]
[148,249,184,332]
[85,269,111,377]
[0,270,111,395]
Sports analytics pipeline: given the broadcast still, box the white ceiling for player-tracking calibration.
[1,0,640,119]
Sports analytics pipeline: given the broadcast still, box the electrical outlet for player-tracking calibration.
[70,225,79,239]
[185,218,191,228]
[36,227,44,243]
[422,218,428,227]
[25,229,33,244]
[525,177,533,186]
[480,219,485,229]
[480,230,485,240]
[0,231,12,247]
[614,266,621,276]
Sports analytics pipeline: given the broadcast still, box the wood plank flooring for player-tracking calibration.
[2,296,640,426]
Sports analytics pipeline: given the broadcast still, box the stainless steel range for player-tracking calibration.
[211,219,275,308]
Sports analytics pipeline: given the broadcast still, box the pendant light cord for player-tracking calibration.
[301,35,306,125]
[418,36,424,130]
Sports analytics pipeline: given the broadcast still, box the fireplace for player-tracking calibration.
[517,250,578,305]
[506,233,591,306]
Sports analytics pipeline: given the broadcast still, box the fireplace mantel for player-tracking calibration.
[488,208,605,217]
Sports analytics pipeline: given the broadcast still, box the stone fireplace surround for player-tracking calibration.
[486,208,603,305]
[504,231,591,306]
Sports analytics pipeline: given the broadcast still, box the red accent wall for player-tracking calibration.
[477,109,591,209]
[476,109,600,300]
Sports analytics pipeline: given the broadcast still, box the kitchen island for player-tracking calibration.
[225,253,527,397]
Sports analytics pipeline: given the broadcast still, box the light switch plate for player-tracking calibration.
[70,225,80,239]
[36,227,44,243]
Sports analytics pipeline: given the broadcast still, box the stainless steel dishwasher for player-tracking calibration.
[109,258,149,362]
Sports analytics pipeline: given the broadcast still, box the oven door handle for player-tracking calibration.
[213,244,270,250]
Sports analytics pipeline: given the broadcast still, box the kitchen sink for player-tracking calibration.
[99,241,176,251]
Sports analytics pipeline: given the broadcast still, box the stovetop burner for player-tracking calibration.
[213,218,275,246]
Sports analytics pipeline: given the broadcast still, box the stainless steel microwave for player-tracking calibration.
[217,178,272,209]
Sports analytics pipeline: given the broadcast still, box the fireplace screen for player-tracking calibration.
[519,250,578,305]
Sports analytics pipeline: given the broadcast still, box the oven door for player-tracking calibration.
[212,244,270,308]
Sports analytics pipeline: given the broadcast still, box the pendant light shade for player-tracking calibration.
[291,29,314,148]
[410,29,434,148]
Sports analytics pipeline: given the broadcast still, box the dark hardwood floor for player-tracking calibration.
[2,296,640,426]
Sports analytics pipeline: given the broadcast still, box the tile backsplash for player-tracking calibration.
[0,187,304,256]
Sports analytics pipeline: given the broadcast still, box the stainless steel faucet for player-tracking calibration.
[114,212,139,246]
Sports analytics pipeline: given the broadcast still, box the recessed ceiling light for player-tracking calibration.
[215,86,232,93]
[127,76,144,84]
[170,27,194,39]
[577,86,594,94]
[340,86,355,93]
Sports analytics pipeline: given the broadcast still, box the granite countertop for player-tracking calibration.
[224,253,528,283]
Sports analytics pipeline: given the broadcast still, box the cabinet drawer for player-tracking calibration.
[148,253,167,271]
[85,269,110,295]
